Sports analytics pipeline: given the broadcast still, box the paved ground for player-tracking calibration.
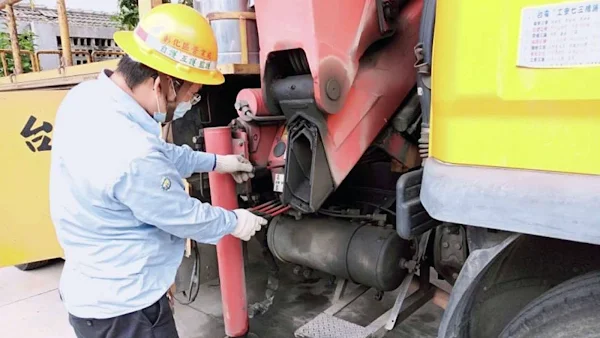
[0,259,443,338]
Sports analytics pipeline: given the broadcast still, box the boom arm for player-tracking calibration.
[236,0,423,213]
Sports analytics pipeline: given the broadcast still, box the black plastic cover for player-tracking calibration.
[396,168,440,239]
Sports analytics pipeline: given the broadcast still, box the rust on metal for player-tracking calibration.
[0,0,22,10]
[0,52,8,76]
[5,4,22,74]
[56,0,72,67]
[0,49,39,73]
[36,49,92,65]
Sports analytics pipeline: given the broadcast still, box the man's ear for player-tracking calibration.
[153,75,162,93]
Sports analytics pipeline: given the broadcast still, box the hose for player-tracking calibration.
[174,241,201,305]
[416,0,436,159]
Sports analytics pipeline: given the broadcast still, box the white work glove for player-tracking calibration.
[231,209,268,241]
[215,154,255,184]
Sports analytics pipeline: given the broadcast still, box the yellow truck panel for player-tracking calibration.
[0,58,257,267]
[0,60,119,92]
[0,90,69,267]
[0,61,119,267]
[430,0,600,175]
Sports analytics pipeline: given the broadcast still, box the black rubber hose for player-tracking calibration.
[174,243,201,305]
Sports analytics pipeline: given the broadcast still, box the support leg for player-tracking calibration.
[205,126,249,338]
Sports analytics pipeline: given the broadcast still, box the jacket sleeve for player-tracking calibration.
[161,141,216,178]
[111,151,236,245]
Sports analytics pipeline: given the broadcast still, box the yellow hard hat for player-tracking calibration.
[113,3,224,85]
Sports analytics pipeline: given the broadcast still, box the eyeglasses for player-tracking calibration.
[171,77,202,106]
[190,93,202,106]
[172,78,184,92]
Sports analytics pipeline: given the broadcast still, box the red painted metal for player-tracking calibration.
[236,88,269,116]
[231,130,250,160]
[204,126,249,338]
[270,205,291,217]
[234,121,279,168]
[262,203,284,214]
[249,200,277,212]
[378,129,422,168]
[267,125,287,170]
[324,0,423,186]
[254,0,423,186]
[248,202,290,219]
[255,0,390,114]
[265,125,287,186]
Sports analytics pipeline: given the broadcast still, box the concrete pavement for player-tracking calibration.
[0,261,73,338]
[0,259,443,338]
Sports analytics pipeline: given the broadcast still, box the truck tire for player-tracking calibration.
[15,260,51,271]
[499,270,600,338]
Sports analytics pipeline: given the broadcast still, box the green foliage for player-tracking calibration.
[0,27,36,75]
[111,0,140,30]
[111,0,194,31]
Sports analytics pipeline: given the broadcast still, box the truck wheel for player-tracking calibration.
[499,270,600,338]
[15,260,50,271]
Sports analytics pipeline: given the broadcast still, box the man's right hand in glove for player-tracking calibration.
[231,209,268,241]
[215,155,255,184]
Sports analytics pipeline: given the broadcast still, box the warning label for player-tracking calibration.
[517,0,600,68]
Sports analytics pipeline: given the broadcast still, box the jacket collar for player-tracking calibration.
[97,69,161,137]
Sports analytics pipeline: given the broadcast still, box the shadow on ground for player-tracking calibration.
[173,253,442,338]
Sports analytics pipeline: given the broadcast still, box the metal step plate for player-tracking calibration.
[294,313,375,338]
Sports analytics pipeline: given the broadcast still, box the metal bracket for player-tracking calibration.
[413,43,431,89]
[385,273,414,330]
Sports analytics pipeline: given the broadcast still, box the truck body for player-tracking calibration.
[2,0,600,337]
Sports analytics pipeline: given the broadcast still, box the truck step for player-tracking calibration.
[294,265,442,338]
[295,313,375,338]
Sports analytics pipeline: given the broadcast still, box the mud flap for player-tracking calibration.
[395,168,440,240]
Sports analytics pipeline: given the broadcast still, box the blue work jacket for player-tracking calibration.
[49,69,237,319]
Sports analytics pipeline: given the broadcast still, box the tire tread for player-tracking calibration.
[500,270,600,338]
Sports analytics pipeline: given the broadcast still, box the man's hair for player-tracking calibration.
[116,55,159,89]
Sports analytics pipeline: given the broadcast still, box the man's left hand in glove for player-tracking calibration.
[214,154,255,183]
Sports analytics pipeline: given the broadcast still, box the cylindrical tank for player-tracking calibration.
[267,216,411,291]
[193,0,259,64]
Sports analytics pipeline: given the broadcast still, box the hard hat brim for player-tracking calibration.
[113,31,225,86]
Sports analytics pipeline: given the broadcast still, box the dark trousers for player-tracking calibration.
[68,294,179,338]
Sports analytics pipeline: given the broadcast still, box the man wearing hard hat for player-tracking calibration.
[48,4,266,337]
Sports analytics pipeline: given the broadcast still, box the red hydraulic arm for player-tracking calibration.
[251,0,422,188]
[204,127,249,337]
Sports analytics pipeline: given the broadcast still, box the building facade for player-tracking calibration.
[0,4,121,71]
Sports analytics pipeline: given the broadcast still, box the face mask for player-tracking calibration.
[172,100,192,121]
[152,88,167,123]
[172,92,201,121]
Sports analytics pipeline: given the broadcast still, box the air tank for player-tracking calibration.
[193,0,259,64]
[267,216,412,291]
